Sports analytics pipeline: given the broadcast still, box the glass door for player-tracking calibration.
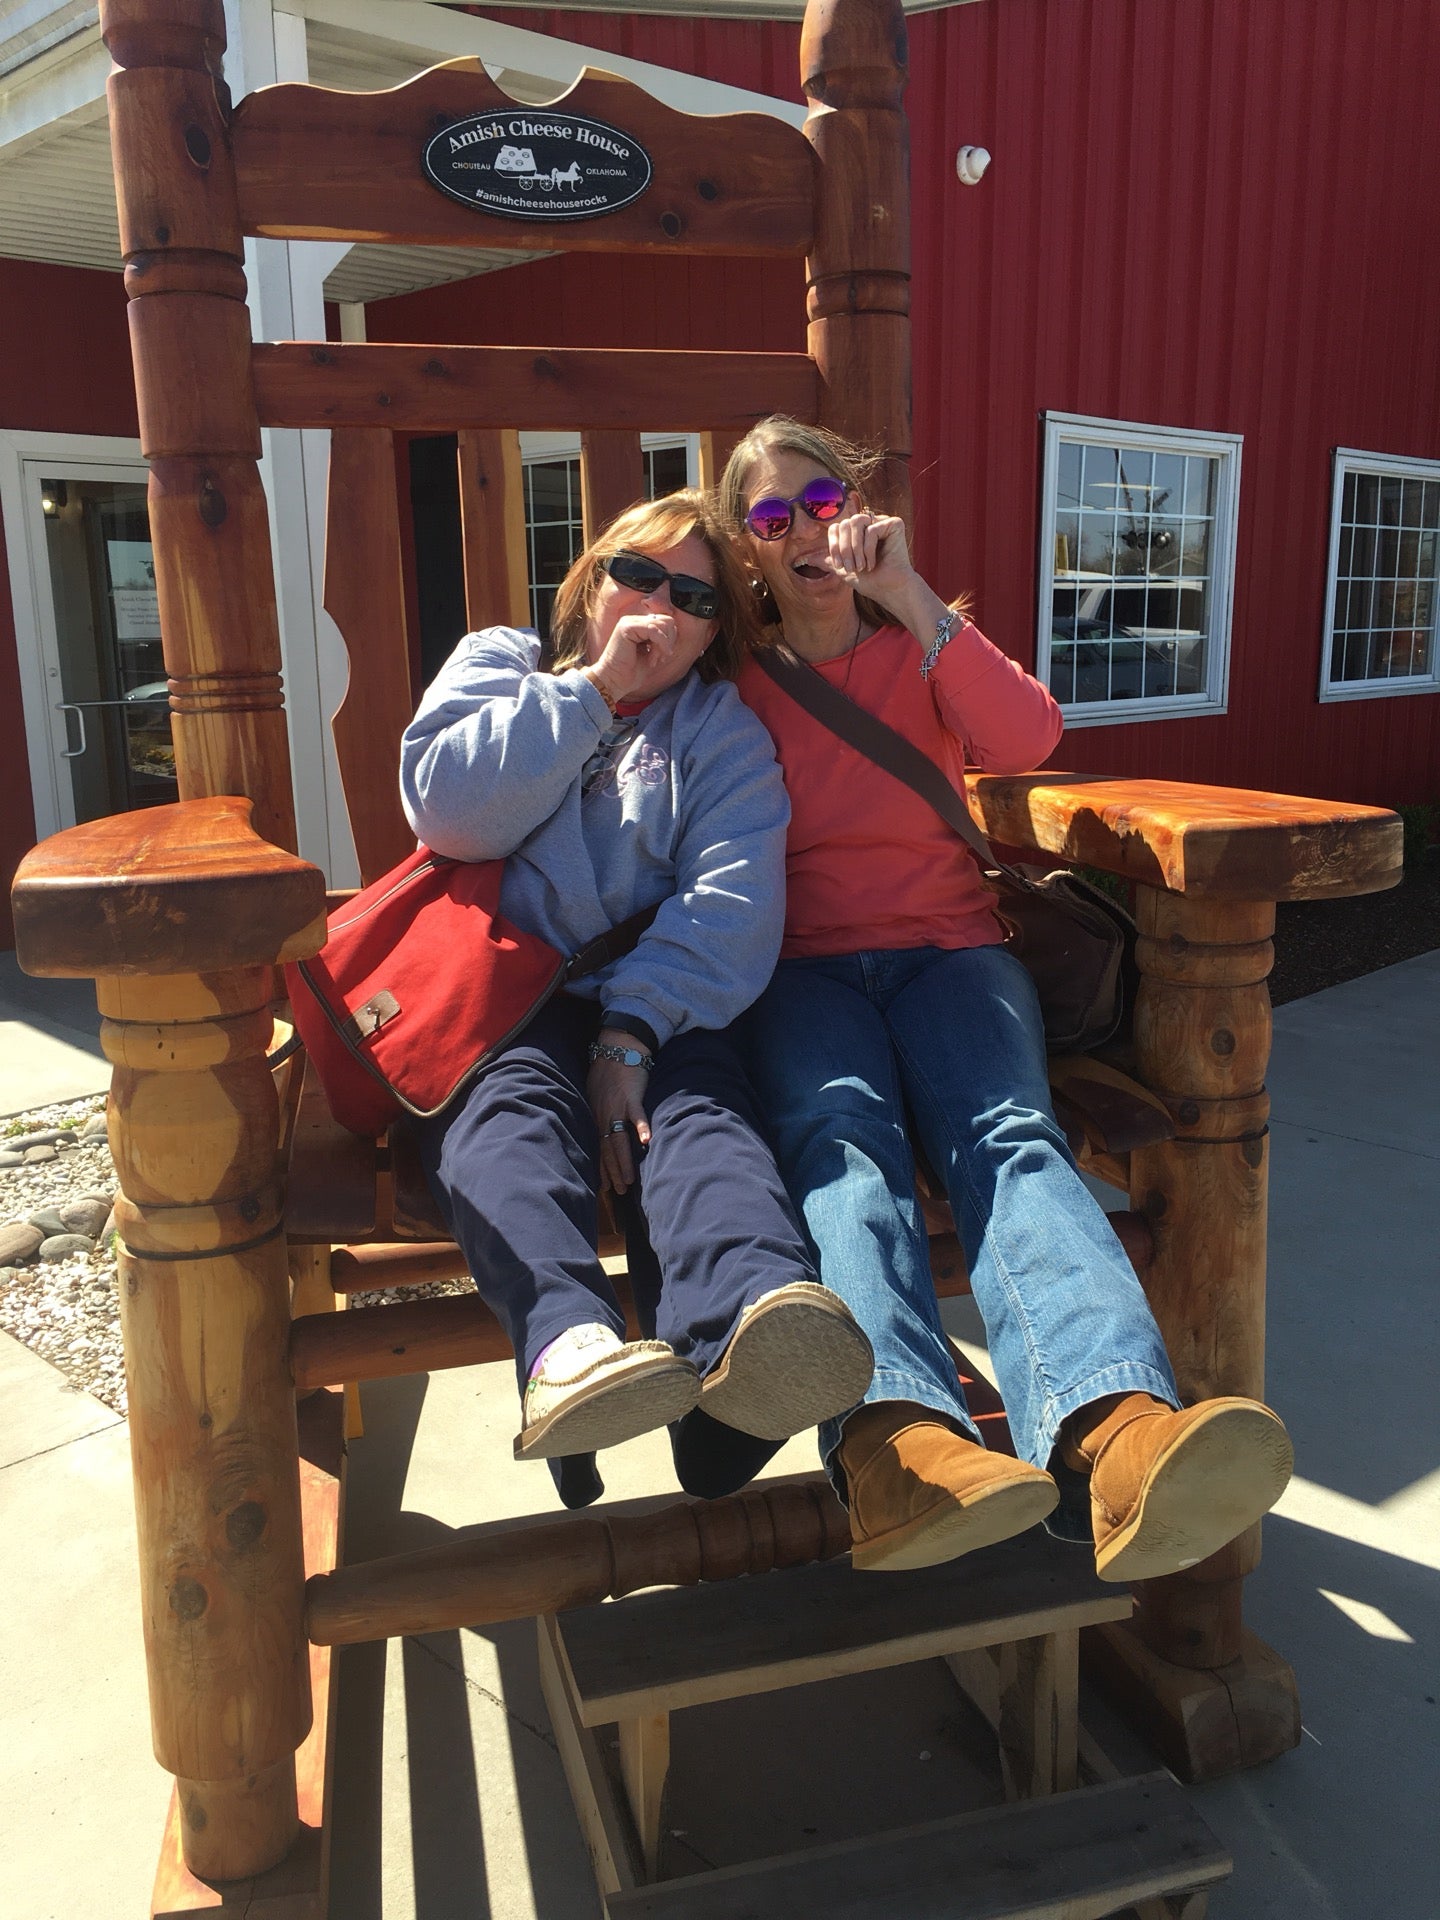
[26,464,176,826]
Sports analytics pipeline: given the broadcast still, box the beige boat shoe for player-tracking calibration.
[515,1323,699,1461]
[700,1281,875,1440]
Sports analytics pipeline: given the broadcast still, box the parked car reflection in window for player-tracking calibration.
[1050,578,1207,704]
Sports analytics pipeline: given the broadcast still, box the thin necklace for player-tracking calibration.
[838,606,864,690]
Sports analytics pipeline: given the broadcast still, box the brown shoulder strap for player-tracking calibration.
[563,901,663,982]
[753,645,1022,878]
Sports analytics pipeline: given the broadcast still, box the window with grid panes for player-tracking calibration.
[1036,414,1241,724]
[1319,451,1440,700]
[522,440,694,635]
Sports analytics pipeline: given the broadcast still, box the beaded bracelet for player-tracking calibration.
[919,609,965,680]
[582,665,620,715]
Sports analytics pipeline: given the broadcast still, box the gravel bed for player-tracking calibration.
[0,1092,124,1413]
[1268,856,1440,1004]
[0,1090,471,1414]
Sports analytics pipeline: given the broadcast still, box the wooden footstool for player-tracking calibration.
[540,1523,1231,1917]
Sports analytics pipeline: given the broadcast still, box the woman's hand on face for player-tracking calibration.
[825,509,954,645]
[588,1043,653,1195]
[588,612,681,706]
[826,511,917,605]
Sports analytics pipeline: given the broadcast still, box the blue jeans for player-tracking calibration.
[740,945,1177,1482]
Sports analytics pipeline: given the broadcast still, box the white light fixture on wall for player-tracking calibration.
[955,145,991,186]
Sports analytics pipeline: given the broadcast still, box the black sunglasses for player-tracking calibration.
[602,550,720,621]
[744,476,849,541]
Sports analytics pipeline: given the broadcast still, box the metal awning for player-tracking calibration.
[0,0,816,305]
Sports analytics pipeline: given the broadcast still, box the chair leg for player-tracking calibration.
[101,968,310,1882]
[946,1628,1078,1799]
[537,1617,642,1896]
[619,1712,671,1879]
[1164,1893,1210,1919]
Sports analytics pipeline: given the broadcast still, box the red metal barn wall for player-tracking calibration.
[427,0,1440,805]
[0,259,137,946]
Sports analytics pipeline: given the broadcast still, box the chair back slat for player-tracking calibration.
[250,343,819,434]
[232,63,816,258]
[458,429,530,634]
[323,429,418,883]
[581,431,645,543]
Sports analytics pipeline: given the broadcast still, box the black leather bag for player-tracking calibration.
[754,648,1137,1054]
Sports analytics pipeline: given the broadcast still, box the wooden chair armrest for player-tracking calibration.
[1048,1054,1176,1157]
[11,796,326,978]
[965,773,1401,903]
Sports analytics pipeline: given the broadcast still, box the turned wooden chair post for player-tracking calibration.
[104,0,297,853]
[966,773,1401,1778]
[12,808,328,1881]
[803,0,913,518]
[26,0,321,1880]
[1127,890,1276,1672]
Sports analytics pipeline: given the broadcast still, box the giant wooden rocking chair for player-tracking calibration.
[11,0,1400,1914]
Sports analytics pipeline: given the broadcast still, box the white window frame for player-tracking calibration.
[1318,447,1440,704]
[1036,412,1242,728]
[517,431,699,477]
[518,432,700,632]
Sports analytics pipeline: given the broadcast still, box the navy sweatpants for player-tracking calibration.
[412,992,816,1396]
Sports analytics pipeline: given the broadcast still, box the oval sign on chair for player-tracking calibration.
[423,110,653,221]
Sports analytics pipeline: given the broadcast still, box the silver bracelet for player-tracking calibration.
[588,1040,655,1072]
[919,608,964,680]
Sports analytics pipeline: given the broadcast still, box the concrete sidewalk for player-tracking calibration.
[0,952,106,1116]
[1,954,1436,1919]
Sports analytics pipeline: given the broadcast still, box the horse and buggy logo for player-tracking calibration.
[423,110,653,222]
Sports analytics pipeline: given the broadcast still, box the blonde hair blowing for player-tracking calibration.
[719,416,901,638]
[547,489,758,684]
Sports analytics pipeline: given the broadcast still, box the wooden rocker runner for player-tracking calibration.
[10,0,1400,1912]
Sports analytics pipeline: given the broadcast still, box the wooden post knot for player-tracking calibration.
[198,475,228,526]
[184,124,213,168]
[169,1576,209,1622]
[225,1500,268,1551]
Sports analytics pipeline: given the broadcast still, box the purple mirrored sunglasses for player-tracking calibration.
[744,476,849,541]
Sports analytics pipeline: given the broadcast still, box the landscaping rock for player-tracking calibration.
[81,1113,109,1140]
[39,1233,96,1260]
[26,1209,69,1237]
[0,1223,44,1266]
[60,1197,111,1240]
[6,1130,64,1152]
[24,1144,58,1164]
[0,1152,23,1170]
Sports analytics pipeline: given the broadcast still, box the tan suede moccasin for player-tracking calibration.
[840,1401,1059,1573]
[1067,1393,1295,1584]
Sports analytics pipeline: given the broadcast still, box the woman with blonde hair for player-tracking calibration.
[401,488,871,1508]
[721,421,1292,1578]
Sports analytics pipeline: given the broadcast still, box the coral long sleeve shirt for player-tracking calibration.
[736,621,1064,958]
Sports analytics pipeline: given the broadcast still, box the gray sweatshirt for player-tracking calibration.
[399,627,789,1050]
